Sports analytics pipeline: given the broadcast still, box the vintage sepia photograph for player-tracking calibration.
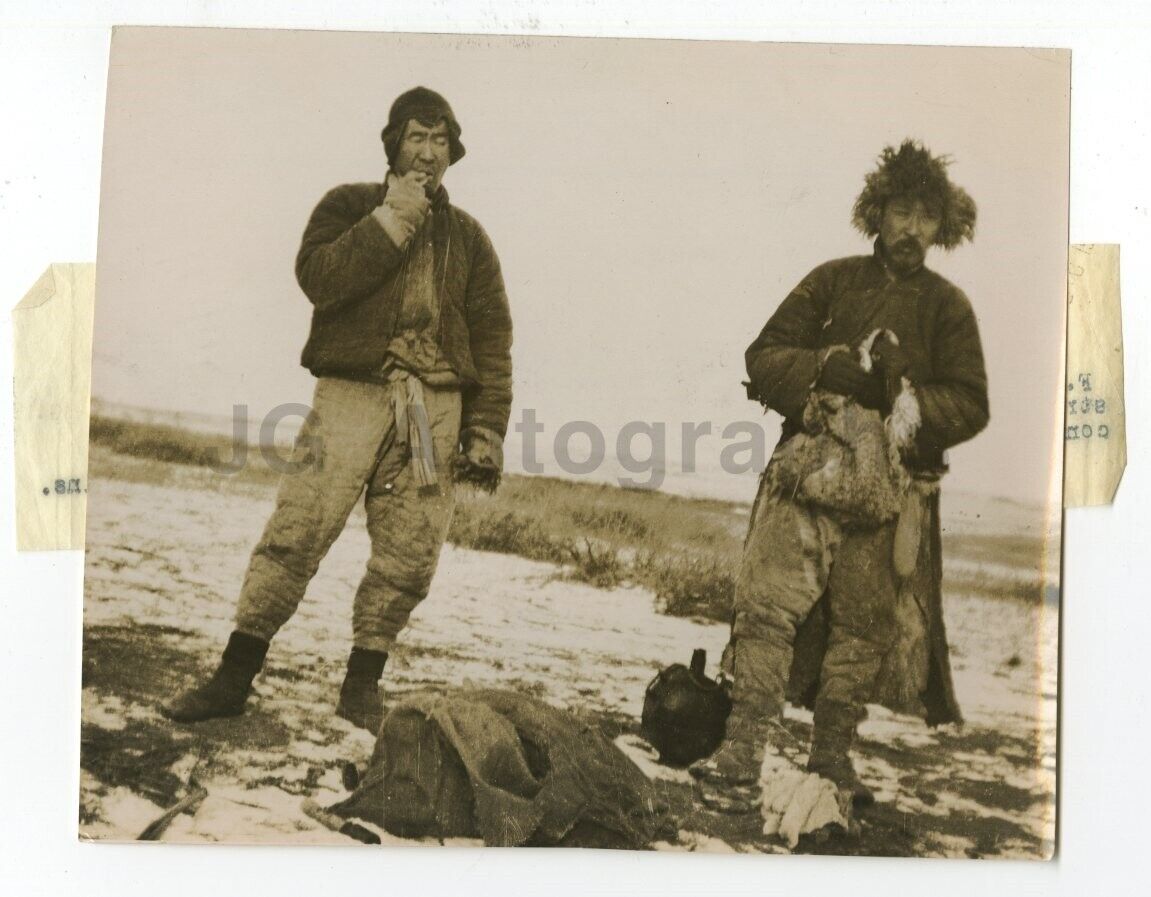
[80,27,1067,856]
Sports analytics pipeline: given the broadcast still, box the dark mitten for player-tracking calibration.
[452,427,504,493]
[452,456,501,492]
[818,351,886,409]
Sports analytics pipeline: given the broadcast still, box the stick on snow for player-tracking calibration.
[301,798,381,845]
[137,787,209,841]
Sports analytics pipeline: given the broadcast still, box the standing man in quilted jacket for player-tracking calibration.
[691,141,989,831]
[164,87,513,733]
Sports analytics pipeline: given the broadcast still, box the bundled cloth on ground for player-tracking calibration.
[328,689,676,848]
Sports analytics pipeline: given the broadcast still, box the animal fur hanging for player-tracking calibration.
[763,330,921,529]
[851,139,977,250]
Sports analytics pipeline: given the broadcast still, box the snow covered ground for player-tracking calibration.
[80,452,1057,857]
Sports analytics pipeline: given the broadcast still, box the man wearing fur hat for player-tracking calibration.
[164,87,513,733]
[692,141,989,835]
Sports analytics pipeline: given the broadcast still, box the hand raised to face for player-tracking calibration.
[385,170,431,229]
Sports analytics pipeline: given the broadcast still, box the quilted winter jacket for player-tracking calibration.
[745,244,989,473]
[295,181,513,436]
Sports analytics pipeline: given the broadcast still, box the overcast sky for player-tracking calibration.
[94,29,1068,505]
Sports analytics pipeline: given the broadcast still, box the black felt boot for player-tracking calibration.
[807,699,875,807]
[335,648,388,733]
[162,631,268,722]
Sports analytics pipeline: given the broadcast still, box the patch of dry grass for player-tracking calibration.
[446,475,745,615]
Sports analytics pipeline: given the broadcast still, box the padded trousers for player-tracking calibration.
[724,486,900,726]
[233,376,460,653]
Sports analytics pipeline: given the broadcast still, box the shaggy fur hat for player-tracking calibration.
[381,86,466,166]
[851,140,977,249]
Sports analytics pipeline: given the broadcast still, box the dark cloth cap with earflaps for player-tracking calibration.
[381,86,466,166]
[851,139,977,250]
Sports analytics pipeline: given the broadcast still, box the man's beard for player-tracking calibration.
[883,237,927,273]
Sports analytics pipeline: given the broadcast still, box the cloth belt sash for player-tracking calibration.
[390,372,441,497]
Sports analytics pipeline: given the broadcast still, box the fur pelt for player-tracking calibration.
[851,139,977,250]
[763,330,921,529]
